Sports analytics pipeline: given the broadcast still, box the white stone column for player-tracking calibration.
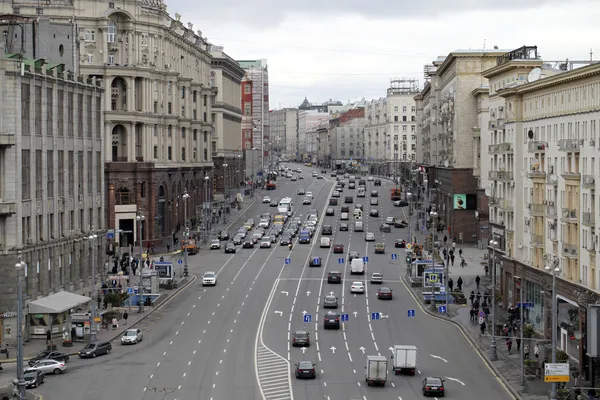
[128,122,135,162]
[126,77,134,113]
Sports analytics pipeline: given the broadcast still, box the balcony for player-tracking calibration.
[488,144,501,154]
[489,196,499,206]
[561,171,581,181]
[528,169,546,179]
[562,244,579,258]
[531,234,544,247]
[547,174,558,186]
[0,200,16,215]
[583,175,595,188]
[582,212,596,227]
[528,141,547,152]
[557,139,581,151]
[561,208,578,221]
[0,133,15,147]
[489,170,514,181]
[500,199,513,211]
[498,143,513,153]
[546,205,557,218]
[528,203,544,215]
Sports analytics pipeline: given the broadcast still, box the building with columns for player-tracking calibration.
[0,0,218,249]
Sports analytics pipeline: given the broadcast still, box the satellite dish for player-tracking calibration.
[484,187,491,196]
[443,160,449,168]
[528,68,542,83]
[527,130,534,139]
[550,174,558,182]
[518,242,523,249]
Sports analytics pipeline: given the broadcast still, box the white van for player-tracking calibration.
[354,221,364,232]
[357,187,366,197]
[350,258,365,275]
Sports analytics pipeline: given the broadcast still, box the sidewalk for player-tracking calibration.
[399,206,550,400]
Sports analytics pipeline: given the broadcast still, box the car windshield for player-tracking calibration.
[325,296,336,301]
[124,331,137,336]
[204,273,215,278]
[294,331,308,338]
[380,287,391,293]
[24,371,38,379]
[211,239,219,243]
[427,378,443,385]
[330,271,340,276]
[298,361,313,368]
[82,343,95,350]
[372,273,382,277]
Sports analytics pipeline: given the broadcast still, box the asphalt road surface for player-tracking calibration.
[30,165,511,400]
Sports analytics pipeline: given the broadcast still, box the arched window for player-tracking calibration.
[210,72,215,88]
[107,20,117,43]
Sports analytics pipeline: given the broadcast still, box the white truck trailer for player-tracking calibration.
[390,345,417,375]
[365,355,387,386]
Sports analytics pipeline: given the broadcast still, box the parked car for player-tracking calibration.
[26,359,66,375]
[23,369,44,388]
[28,351,70,367]
[78,341,112,358]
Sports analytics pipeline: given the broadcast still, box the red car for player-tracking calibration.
[333,244,344,253]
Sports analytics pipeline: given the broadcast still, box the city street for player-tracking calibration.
[30,165,512,400]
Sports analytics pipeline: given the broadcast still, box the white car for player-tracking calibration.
[291,176,297,181]
[260,238,272,248]
[202,271,217,286]
[341,212,349,220]
[26,360,66,375]
[263,196,271,203]
[210,239,221,249]
[370,198,379,205]
[121,328,143,345]
[303,197,312,205]
[365,232,375,242]
[306,192,313,198]
[258,219,270,229]
[385,216,396,225]
[367,176,374,181]
[350,282,365,294]
[320,237,331,248]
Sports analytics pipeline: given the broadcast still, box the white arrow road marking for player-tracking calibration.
[329,291,335,295]
[302,347,307,354]
[359,346,365,354]
[306,290,311,296]
[445,376,465,386]
[330,346,336,354]
[274,310,283,316]
[430,354,448,363]
[302,310,308,315]
[353,311,358,317]
[389,346,394,352]
[281,291,289,296]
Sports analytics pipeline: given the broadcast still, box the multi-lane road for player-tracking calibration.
[31,164,511,400]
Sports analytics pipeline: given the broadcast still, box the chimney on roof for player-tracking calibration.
[493,45,499,49]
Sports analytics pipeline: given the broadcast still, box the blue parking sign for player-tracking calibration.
[313,258,320,264]
[284,258,291,265]
[341,313,349,322]
[363,256,369,263]
[391,254,398,260]
[338,258,345,264]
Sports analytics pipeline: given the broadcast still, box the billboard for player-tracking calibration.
[453,194,467,210]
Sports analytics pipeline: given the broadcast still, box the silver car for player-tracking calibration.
[370,272,383,284]
[121,328,143,345]
[323,295,338,309]
[26,359,66,375]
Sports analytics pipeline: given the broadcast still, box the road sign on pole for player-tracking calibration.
[127,287,134,295]
[284,258,291,265]
[338,258,345,264]
[544,363,570,382]
[371,312,380,321]
[478,310,485,318]
[391,254,398,260]
[303,314,312,323]
[177,259,183,265]
[341,313,349,322]
[363,256,369,263]
[407,309,416,317]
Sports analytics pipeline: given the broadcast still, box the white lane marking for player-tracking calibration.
[175,331,179,335]
[183,373,187,377]
[348,352,353,362]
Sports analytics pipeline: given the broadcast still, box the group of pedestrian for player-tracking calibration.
[447,276,464,292]
[470,289,491,325]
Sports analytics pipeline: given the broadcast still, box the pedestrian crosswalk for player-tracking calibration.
[256,344,292,400]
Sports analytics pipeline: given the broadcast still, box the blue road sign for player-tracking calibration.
[127,287,134,295]
[338,257,345,264]
[517,302,534,309]
[177,259,183,265]
[303,314,312,323]
[363,256,369,263]
[438,305,447,314]
[407,309,416,317]
[371,312,380,321]
[106,231,115,240]
[341,313,349,322]
[285,258,291,265]
[391,254,398,260]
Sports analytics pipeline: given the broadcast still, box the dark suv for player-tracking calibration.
[78,341,112,358]
[344,196,353,204]
[327,271,342,283]
[323,311,340,329]
[321,225,333,235]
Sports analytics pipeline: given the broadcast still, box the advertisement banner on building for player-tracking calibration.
[453,194,467,209]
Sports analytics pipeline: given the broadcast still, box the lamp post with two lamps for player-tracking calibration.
[489,238,499,361]
[182,189,190,277]
[136,212,145,313]
[84,231,99,342]
[546,259,561,400]
[15,255,26,399]
[203,175,210,242]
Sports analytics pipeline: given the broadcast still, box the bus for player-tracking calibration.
[390,188,402,201]
[278,197,293,216]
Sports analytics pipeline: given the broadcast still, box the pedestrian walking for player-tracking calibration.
[475,275,481,289]
[443,235,448,245]
[470,290,475,306]
[46,329,51,344]
[448,278,454,292]
[534,344,540,359]
[476,291,482,303]
[516,337,521,351]
[452,241,456,250]
[123,311,129,325]
[506,337,513,353]
[450,254,455,266]
[4,344,8,359]
[480,321,486,336]
[458,248,463,257]
[524,344,530,359]
[167,243,171,252]
[457,277,463,291]
[470,308,476,323]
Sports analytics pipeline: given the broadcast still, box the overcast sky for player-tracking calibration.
[170,0,598,109]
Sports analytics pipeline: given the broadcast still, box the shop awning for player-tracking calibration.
[28,291,91,314]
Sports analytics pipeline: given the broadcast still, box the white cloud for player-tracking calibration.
[182,0,600,107]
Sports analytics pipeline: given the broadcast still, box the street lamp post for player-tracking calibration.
[489,239,499,361]
[222,163,229,202]
[15,256,26,400]
[85,232,99,342]
[545,261,561,400]
[182,189,190,278]
[136,212,145,313]
[407,193,412,243]
[204,176,210,242]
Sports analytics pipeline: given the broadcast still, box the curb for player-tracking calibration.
[400,275,523,400]
[3,274,198,364]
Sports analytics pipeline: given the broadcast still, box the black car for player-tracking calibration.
[369,209,379,217]
[377,286,393,300]
[339,223,349,231]
[328,271,342,283]
[232,235,244,245]
[325,208,335,216]
[309,257,322,267]
[394,200,409,207]
[340,206,350,213]
[422,377,445,396]
[224,242,236,253]
[374,179,381,186]
[23,369,44,388]
[395,239,406,248]
[295,361,316,379]
[78,341,112,358]
[348,251,360,262]
[292,331,310,347]
[371,190,378,197]
[323,311,340,329]
[321,225,333,235]
[217,230,230,241]
[270,200,278,207]
[380,224,391,233]
[28,350,70,366]
[280,236,293,245]
[243,240,255,248]
[329,198,338,206]
[394,220,409,228]
[344,196,353,204]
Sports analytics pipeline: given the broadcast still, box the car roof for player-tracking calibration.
[352,281,363,285]
[294,330,308,335]
[325,295,336,299]
[204,271,216,275]
[379,287,391,291]
[325,311,338,315]
[298,360,313,367]
[372,272,382,276]
[329,270,340,274]
[425,377,443,383]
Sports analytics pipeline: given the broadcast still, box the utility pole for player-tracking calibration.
[15,255,26,400]
[182,189,190,277]
[136,212,145,313]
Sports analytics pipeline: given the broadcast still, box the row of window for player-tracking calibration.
[22,207,102,245]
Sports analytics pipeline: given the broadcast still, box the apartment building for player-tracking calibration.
[0,55,105,343]
[414,48,509,243]
[364,79,419,176]
[298,110,329,161]
[329,108,366,168]
[491,62,600,371]
[209,46,246,199]
[269,108,298,160]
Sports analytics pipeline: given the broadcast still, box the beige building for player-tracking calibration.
[0,1,218,247]
[493,61,600,369]
[209,46,246,200]
[0,55,105,343]
[269,108,298,160]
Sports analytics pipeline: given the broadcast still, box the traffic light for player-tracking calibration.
[459,232,463,241]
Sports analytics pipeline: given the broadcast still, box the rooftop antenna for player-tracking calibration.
[591,48,594,61]
[483,39,486,49]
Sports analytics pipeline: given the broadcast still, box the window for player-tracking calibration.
[244,85,251,94]
[203,95,207,106]
[87,151,93,194]
[48,214,54,239]
[153,146,158,159]
[46,87,53,136]
[167,81,172,94]
[193,91,197,102]
[47,150,54,197]
[107,20,117,43]
[96,97,101,139]
[244,103,251,116]
[411,106,416,112]
[181,127,186,138]
[77,151,84,196]
[394,106,398,112]
[181,148,186,160]
[57,90,64,136]
[203,112,207,122]
[402,125,407,131]
[153,125,158,136]
[168,125,172,137]
[181,86,185,98]
[35,150,42,199]
[209,72,215,87]
[67,92,74,137]
[34,86,42,135]
[204,148,208,161]
[86,54,93,63]
[193,129,198,141]
[68,151,74,196]
[21,84,30,135]
[141,33,148,46]
[402,116,407,122]
[411,125,416,132]
[402,106,407,113]
[37,215,43,241]
[108,54,115,64]
[57,150,64,196]
[167,146,172,160]
[167,102,172,114]
[21,150,30,200]
[204,131,208,142]
[96,151,101,193]
[77,94,83,137]
[86,95,92,138]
